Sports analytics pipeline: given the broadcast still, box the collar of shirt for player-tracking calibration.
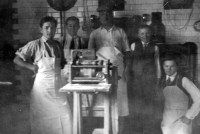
[70,33,79,38]
[42,36,49,43]
[141,41,149,48]
[68,34,79,41]
[65,34,79,48]
[166,72,177,82]
[100,25,115,32]
[42,36,55,44]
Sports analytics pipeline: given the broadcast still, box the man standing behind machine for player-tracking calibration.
[58,16,87,84]
[160,56,200,134]
[127,25,161,134]
[88,5,131,134]
[59,16,87,57]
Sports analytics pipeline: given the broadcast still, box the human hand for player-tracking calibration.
[180,116,191,125]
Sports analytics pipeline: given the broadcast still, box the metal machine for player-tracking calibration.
[67,49,113,85]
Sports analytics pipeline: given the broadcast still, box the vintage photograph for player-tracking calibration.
[0,0,200,134]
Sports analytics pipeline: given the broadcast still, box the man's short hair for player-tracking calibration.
[161,55,178,66]
[40,16,57,28]
[65,16,80,26]
[97,5,113,12]
[138,25,152,33]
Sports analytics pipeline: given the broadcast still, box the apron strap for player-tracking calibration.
[43,42,51,57]
[175,75,179,86]
[34,40,44,64]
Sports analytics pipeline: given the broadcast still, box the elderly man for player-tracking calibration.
[160,56,200,134]
[88,5,131,134]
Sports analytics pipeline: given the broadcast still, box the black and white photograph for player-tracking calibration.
[0,0,200,134]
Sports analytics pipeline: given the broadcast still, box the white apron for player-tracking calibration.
[161,76,192,134]
[96,47,129,116]
[30,44,72,134]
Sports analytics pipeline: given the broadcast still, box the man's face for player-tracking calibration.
[40,22,56,40]
[66,20,80,37]
[163,60,177,76]
[138,28,152,43]
[99,11,113,26]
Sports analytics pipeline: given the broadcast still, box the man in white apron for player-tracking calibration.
[160,56,200,134]
[88,5,131,134]
[14,16,72,134]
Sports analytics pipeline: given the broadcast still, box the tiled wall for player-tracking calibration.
[13,0,200,100]
[124,0,200,83]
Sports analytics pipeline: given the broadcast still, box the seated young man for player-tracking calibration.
[160,56,200,134]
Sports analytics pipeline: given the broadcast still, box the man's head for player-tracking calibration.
[138,25,152,43]
[40,16,57,40]
[97,5,114,27]
[65,16,80,37]
[162,56,178,76]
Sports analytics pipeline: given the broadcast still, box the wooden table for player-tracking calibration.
[60,83,112,134]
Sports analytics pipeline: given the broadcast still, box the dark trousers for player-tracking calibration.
[127,73,162,134]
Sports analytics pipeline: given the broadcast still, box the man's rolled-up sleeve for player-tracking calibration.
[88,32,95,49]
[183,77,200,119]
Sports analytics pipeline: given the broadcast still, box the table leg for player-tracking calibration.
[111,97,118,134]
[73,92,78,134]
[104,93,110,134]
[77,93,82,134]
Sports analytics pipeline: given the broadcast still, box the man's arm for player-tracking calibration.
[119,28,131,52]
[13,55,38,75]
[181,77,200,123]
[13,40,39,76]
[130,43,135,51]
[155,46,161,79]
[88,31,95,49]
